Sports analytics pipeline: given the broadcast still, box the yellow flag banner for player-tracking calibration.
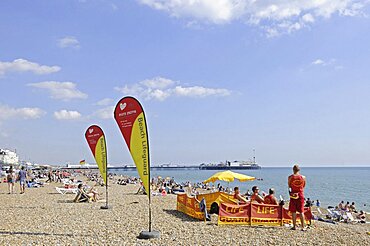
[85,125,107,184]
[114,97,150,198]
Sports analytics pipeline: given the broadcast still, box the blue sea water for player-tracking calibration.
[113,167,370,212]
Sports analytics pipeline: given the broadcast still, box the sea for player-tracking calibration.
[112,167,370,212]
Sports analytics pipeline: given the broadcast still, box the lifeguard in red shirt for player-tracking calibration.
[288,164,307,231]
[233,186,248,204]
[264,188,279,205]
[250,186,264,204]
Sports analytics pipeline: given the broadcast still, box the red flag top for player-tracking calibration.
[114,97,143,149]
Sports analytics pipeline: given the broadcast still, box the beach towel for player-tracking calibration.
[56,187,78,195]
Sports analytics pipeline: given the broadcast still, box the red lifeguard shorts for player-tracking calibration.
[289,197,304,213]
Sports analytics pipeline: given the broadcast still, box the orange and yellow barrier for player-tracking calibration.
[176,192,237,220]
[218,202,312,226]
[177,193,203,220]
[176,193,312,226]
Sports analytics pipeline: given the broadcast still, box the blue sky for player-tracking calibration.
[1,0,370,167]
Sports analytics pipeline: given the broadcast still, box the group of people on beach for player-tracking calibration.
[2,166,76,194]
[149,176,185,196]
[335,200,367,223]
[232,164,308,230]
[233,185,280,205]
[2,166,28,194]
[304,198,320,207]
[338,201,357,213]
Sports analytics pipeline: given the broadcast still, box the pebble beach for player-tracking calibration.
[0,176,369,246]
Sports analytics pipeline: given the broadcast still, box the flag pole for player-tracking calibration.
[147,112,152,232]
[138,99,158,239]
[101,134,109,210]
[114,96,159,239]
[149,190,152,232]
[102,165,108,209]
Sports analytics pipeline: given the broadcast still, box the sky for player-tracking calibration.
[1,0,370,167]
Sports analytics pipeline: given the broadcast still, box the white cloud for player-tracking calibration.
[141,77,176,89]
[139,0,241,24]
[302,13,315,23]
[94,106,115,119]
[174,85,231,97]
[115,76,231,101]
[0,104,46,121]
[28,81,88,101]
[311,58,337,66]
[95,98,114,106]
[0,58,60,76]
[312,59,325,65]
[57,36,80,49]
[138,0,370,35]
[54,110,82,120]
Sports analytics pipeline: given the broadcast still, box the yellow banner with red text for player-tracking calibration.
[177,193,312,226]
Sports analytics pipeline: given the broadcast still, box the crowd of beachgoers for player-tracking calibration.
[121,173,368,225]
[0,166,369,245]
[1,166,368,224]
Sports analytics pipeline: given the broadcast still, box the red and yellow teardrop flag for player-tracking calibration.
[85,125,107,184]
[114,97,150,198]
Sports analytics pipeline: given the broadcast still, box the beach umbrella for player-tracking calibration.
[203,170,255,195]
[203,170,255,183]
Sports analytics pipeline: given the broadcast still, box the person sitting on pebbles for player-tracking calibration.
[250,186,264,204]
[356,210,366,223]
[233,187,248,204]
[264,188,279,205]
[74,183,98,203]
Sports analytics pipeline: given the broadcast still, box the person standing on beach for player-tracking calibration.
[18,166,27,194]
[6,166,16,194]
[288,164,306,231]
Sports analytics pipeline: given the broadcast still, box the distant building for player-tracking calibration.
[0,149,19,166]
[65,162,113,169]
[66,163,98,169]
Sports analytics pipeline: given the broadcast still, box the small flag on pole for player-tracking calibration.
[79,160,86,165]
